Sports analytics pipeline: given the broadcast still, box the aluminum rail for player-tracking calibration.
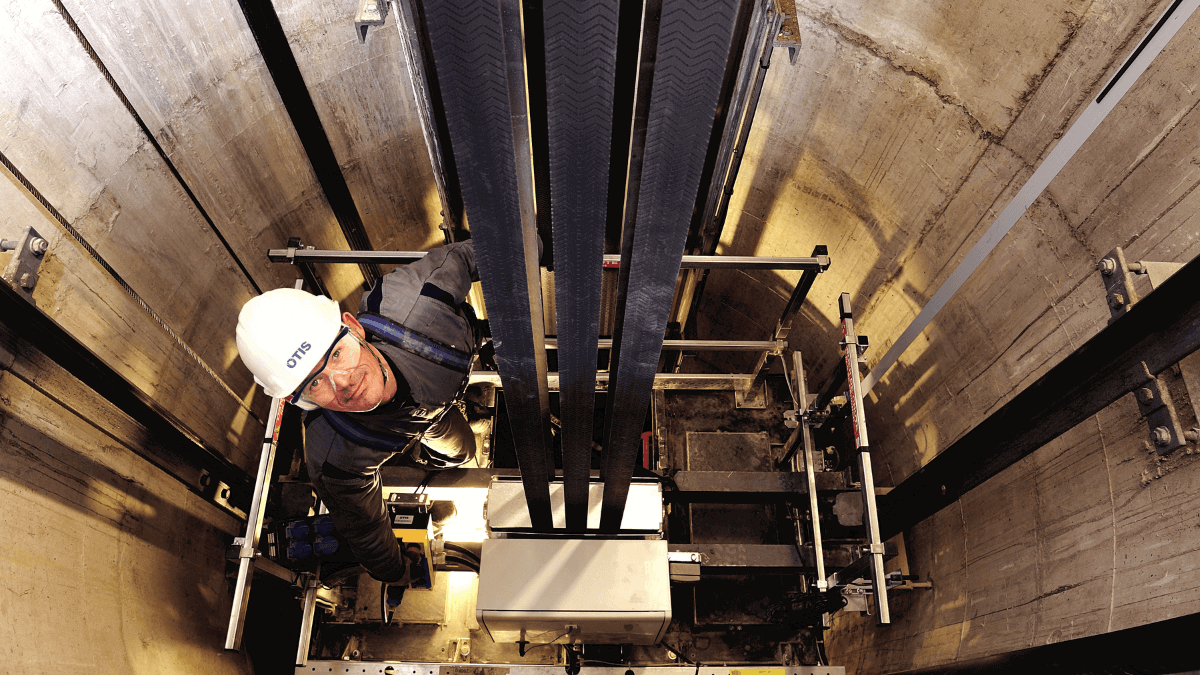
[860,0,1200,396]
[294,574,319,665]
[224,394,287,650]
[543,337,784,351]
[268,246,829,271]
[877,245,1200,540]
[834,293,889,624]
[469,371,758,391]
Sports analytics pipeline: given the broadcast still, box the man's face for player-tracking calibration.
[296,313,396,412]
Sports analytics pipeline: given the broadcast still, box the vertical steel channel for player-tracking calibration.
[792,352,827,590]
[543,0,622,530]
[421,0,554,530]
[838,293,890,624]
[600,0,745,531]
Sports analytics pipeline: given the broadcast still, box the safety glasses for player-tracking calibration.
[289,325,361,407]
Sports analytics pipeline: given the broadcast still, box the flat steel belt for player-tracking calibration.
[421,0,553,530]
[544,0,621,532]
[600,0,744,531]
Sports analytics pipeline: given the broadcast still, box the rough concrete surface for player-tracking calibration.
[0,355,253,674]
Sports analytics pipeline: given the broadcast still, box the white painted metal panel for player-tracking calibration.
[485,478,663,533]
[476,538,671,645]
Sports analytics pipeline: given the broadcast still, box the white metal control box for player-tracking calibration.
[476,538,671,645]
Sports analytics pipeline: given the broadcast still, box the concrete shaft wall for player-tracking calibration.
[0,0,437,669]
[690,0,1200,670]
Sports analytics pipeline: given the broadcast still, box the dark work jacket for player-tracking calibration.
[303,241,478,582]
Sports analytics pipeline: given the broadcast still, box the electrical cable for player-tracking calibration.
[518,627,574,656]
[413,471,434,494]
[443,555,480,573]
[443,542,481,563]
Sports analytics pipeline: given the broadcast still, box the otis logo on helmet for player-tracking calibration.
[286,342,312,368]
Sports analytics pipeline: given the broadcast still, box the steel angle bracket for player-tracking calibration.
[1,226,49,300]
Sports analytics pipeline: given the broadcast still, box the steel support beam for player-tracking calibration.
[421,0,553,530]
[0,254,253,518]
[665,470,849,502]
[544,0,620,531]
[269,246,829,270]
[544,338,784,351]
[600,0,744,532]
[878,252,1200,540]
[470,371,761,391]
[668,543,855,571]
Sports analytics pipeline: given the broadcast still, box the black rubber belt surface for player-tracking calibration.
[544,0,621,532]
[600,0,743,531]
[421,0,553,530]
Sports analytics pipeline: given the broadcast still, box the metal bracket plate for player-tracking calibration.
[1,226,48,299]
[1134,363,1187,455]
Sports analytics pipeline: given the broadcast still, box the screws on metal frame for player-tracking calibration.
[1098,258,1116,275]
[18,273,34,290]
[1137,387,1156,404]
[1108,292,1126,309]
[28,237,47,256]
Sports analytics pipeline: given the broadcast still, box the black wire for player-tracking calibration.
[443,555,480,573]
[444,542,481,562]
[414,471,434,494]
[520,627,573,655]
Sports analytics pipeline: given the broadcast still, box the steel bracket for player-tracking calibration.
[734,377,767,408]
[354,0,389,42]
[1,226,48,300]
[1134,362,1187,455]
[1098,248,1195,454]
[668,550,703,583]
[1098,247,1141,321]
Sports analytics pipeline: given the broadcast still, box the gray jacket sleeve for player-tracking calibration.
[305,415,411,584]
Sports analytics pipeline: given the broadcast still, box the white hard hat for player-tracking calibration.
[236,288,343,400]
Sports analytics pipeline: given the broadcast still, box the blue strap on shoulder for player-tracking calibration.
[321,409,428,453]
[357,312,472,373]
